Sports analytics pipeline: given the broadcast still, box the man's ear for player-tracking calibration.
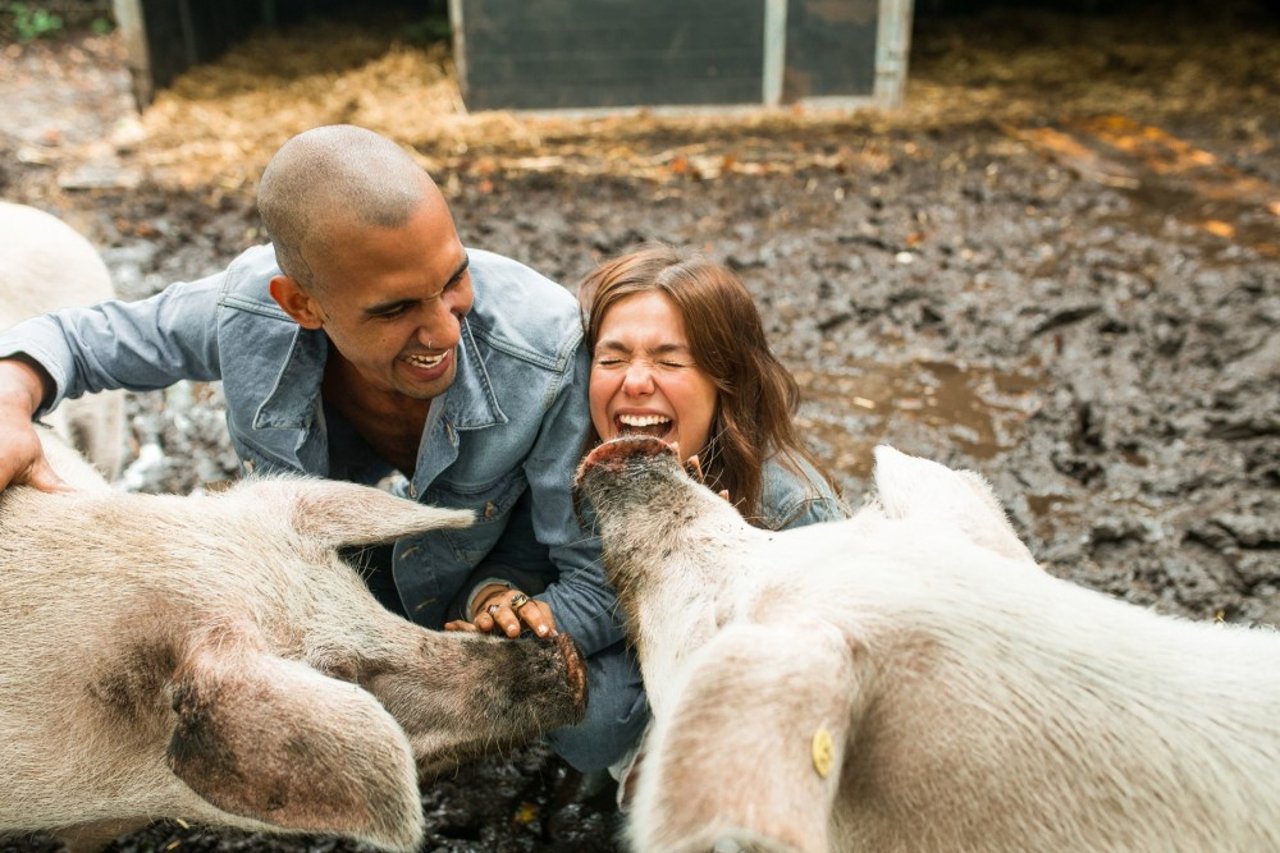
[269,274,326,330]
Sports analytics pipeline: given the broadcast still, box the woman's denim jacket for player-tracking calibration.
[0,245,623,657]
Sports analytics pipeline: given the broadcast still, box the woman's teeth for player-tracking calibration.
[404,352,446,369]
[619,414,671,427]
[617,414,672,437]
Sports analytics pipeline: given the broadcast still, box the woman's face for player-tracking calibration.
[589,290,718,461]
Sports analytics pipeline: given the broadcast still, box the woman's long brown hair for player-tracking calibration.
[579,243,838,524]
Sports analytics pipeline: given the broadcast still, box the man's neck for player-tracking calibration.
[322,350,431,475]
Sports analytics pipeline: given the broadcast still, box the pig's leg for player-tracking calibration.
[627,620,863,853]
[166,641,423,852]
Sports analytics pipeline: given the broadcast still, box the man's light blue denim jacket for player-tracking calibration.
[0,244,623,657]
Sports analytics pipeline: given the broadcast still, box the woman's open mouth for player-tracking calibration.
[615,413,672,440]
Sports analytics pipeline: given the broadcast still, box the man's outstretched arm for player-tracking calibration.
[0,266,229,492]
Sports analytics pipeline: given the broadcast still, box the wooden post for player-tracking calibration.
[874,0,913,107]
[448,0,468,103]
[112,0,153,109]
[762,0,787,107]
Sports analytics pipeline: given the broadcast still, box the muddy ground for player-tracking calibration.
[1,3,1278,851]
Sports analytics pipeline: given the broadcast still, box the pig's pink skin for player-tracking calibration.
[580,440,1280,853]
[0,432,587,853]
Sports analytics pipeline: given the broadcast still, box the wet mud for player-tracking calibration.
[1,3,1278,851]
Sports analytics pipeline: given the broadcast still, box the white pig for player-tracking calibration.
[0,201,125,479]
[575,436,1280,853]
[1,429,586,853]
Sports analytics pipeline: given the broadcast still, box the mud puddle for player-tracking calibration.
[794,358,1043,478]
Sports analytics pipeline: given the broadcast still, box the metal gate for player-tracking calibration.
[451,0,914,112]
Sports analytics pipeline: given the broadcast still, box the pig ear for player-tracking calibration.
[241,477,474,548]
[630,621,862,853]
[168,646,423,852]
[872,445,1036,564]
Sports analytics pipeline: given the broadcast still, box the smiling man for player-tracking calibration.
[0,125,644,775]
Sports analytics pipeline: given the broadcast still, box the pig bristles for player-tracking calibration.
[2,433,587,852]
[599,444,1280,853]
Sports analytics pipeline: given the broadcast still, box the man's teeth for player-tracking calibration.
[404,352,446,369]
[619,414,671,427]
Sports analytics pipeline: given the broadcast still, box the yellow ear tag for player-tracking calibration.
[811,727,834,778]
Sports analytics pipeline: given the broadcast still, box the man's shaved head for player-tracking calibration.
[257,125,436,290]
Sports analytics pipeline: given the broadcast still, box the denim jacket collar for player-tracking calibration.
[252,325,327,431]
[249,315,507,436]
[445,317,507,431]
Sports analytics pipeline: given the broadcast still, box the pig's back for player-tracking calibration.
[0,202,113,328]
[776,516,1280,852]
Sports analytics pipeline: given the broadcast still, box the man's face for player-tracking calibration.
[302,197,474,403]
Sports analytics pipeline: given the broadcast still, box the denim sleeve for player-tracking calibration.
[763,453,852,532]
[776,493,849,530]
[0,272,224,415]
[518,343,624,657]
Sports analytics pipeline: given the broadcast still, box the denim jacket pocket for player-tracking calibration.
[425,468,527,565]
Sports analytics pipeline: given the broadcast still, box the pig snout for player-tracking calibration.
[582,435,677,472]
[375,630,590,777]
[496,632,589,723]
[573,436,683,516]
[554,631,589,714]
[469,631,589,737]
[471,632,589,717]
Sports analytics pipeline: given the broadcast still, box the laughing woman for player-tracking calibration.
[579,243,846,531]
[458,245,847,788]
[577,242,848,800]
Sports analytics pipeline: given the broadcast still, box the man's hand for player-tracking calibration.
[444,583,559,639]
[0,358,70,493]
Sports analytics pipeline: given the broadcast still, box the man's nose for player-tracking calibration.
[418,300,458,349]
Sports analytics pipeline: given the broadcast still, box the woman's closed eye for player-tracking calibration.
[595,355,689,370]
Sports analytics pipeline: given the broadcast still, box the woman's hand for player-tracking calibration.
[684,453,730,502]
[444,583,559,639]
